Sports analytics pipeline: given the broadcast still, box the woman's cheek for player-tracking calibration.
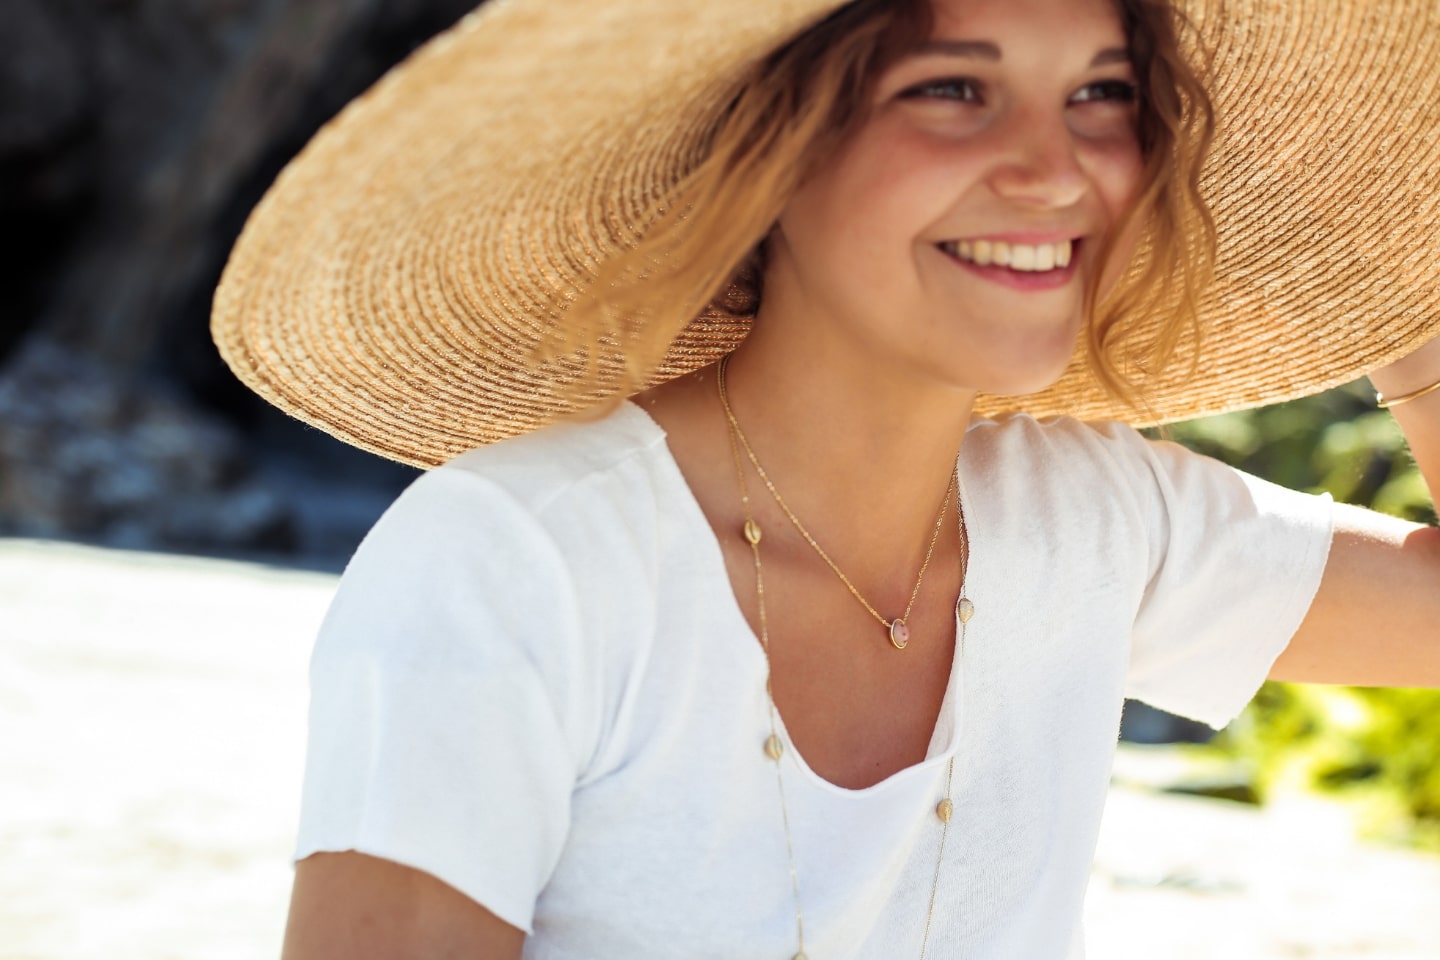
[1091,132,1146,206]
[1081,138,1146,295]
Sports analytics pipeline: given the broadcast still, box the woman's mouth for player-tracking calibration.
[936,237,1081,290]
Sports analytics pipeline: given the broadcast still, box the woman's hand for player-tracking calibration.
[1267,336,1440,688]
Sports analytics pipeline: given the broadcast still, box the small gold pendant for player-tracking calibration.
[889,618,910,650]
[764,734,784,761]
[956,597,975,624]
[936,798,954,823]
[744,519,763,545]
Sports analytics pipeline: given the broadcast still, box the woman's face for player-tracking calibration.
[766,0,1144,397]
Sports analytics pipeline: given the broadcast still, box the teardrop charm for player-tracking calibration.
[888,618,910,650]
[764,734,784,761]
[936,798,954,823]
[744,518,763,545]
[956,597,975,624]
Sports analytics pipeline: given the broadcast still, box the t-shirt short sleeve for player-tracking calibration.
[1113,427,1336,730]
[293,464,596,934]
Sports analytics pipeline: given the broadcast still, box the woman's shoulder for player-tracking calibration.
[353,400,678,610]
[960,412,1197,545]
[963,411,1154,480]
[433,399,673,516]
[324,401,674,669]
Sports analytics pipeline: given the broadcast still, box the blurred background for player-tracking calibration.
[3,1,1438,957]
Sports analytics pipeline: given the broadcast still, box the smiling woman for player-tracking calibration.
[209,0,1440,957]
[554,0,1213,415]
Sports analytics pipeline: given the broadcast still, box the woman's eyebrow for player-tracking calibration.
[908,40,1131,67]
[1088,47,1131,66]
[911,39,1002,61]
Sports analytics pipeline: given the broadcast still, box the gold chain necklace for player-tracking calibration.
[716,356,959,651]
[718,355,976,959]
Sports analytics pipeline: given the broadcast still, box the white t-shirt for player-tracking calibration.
[295,400,1334,959]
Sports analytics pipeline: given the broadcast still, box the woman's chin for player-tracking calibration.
[927,311,1085,397]
[959,342,1080,399]
[975,372,1070,400]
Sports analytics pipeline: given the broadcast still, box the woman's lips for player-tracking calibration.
[936,238,1082,291]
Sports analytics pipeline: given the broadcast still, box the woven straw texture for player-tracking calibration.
[213,0,1440,467]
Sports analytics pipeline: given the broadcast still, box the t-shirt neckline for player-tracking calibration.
[615,398,968,798]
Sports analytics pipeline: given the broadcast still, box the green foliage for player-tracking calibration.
[1154,379,1439,851]
[1155,379,1435,525]
[1214,683,1440,851]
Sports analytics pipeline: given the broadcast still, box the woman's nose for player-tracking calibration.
[986,113,1088,210]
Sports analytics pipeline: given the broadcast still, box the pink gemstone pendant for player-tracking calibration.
[889,618,910,650]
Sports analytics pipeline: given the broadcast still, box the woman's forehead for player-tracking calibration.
[924,0,1129,49]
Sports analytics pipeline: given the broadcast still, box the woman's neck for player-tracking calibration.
[634,296,977,599]
[716,319,976,578]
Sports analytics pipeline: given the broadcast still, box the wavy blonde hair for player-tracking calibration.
[540,0,1215,413]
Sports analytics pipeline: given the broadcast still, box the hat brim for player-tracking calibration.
[213,0,1440,467]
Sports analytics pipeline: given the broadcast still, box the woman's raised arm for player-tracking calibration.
[282,852,526,960]
[1269,336,1440,688]
[1372,336,1440,494]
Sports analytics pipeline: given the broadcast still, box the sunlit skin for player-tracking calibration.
[282,0,1440,955]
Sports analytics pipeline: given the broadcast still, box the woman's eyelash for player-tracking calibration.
[897,78,1139,105]
[899,78,982,102]
[1071,80,1138,104]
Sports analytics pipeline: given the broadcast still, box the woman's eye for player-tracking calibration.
[1070,80,1138,105]
[899,77,982,103]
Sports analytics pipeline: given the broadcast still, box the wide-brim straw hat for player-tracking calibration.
[212,0,1440,468]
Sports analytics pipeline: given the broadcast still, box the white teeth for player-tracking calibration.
[943,239,1075,272]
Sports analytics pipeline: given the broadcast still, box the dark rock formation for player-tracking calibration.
[2,0,477,560]
[0,338,295,553]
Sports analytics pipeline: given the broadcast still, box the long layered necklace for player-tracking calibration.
[716,355,975,959]
[717,357,960,650]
